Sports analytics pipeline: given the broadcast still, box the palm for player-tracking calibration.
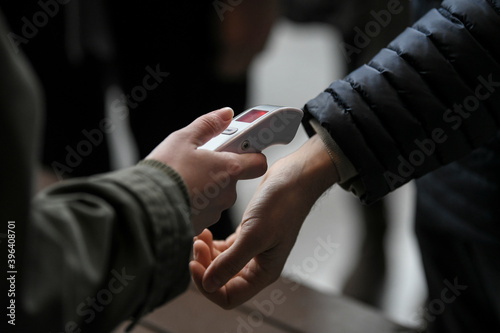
[189,173,308,308]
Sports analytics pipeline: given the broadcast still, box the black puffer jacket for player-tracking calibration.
[303,0,500,331]
[303,0,500,204]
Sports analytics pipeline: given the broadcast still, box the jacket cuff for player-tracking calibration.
[308,118,357,182]
[137,159,191,209]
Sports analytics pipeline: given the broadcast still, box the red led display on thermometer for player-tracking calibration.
[237,110,268,123]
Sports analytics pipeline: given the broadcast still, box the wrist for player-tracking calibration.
[297,135,339,196]
[269,135,339,205]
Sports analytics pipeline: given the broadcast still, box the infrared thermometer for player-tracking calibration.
[199,105,303,153]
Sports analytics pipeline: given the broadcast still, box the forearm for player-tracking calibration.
[22,164,193,332]
[268,134,339,209]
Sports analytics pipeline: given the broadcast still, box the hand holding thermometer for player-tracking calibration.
[199,105,304,153]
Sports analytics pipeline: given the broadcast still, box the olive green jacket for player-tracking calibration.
[0,10,193,332]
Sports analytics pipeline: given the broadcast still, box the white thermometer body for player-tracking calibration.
[199,105,303,153]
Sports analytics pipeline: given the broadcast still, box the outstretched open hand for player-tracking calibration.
[190,135,339,308]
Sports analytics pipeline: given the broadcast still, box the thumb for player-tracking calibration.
[202,232,262,293]
[188,107,234,147]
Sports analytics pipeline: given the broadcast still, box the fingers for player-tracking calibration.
[191,230,213,292]
[191,235,250,309]
[193,241,212,268]
[196,229,213,248]
[201,227,264,293]
[189,261,206,291]
[200,257,279,309]
[195,229,219,259]
[185,107,234,147]
[191,226,280,309]
[224,152,269,183]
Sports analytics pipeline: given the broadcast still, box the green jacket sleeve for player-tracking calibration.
[22,163,194,332]
[0,8,194,332]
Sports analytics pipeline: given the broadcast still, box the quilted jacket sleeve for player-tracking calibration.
[303,0,500,204]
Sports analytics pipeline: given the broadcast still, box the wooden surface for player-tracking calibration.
[114,276,416,333]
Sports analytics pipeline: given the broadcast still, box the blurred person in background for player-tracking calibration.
[1,0,281,239]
